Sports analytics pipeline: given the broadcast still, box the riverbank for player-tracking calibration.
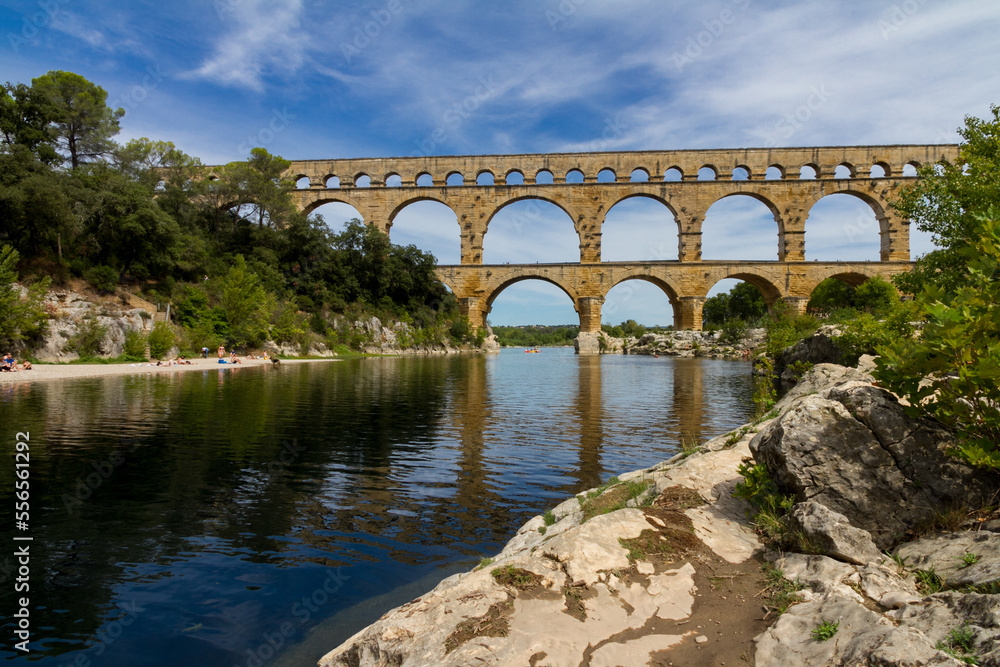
[0,356,335,384]
[317,358,1000,666]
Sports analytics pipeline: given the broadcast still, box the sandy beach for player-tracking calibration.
[0,356,337,384]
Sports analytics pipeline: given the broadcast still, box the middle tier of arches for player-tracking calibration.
[293,179,911,264]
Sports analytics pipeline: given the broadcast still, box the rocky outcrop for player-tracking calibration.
[27,288,486,360]
[748,359,1000,667]
[751,381,997,550]
[316,357,999,667]
[755,584,1000,666]
[774,324,842,382]
[319,422,769,666]
[32,288,149,361]
[787,501,884,565]
[619,328,764,359]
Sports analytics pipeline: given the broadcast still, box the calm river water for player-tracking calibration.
[1,348,753,666]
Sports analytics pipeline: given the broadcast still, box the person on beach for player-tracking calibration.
[218,345,225,359]
[20,360,31,370]
[2,354,17,371]
[230,352,241,364]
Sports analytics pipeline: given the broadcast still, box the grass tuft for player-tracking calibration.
[811,619,839,642]
[758,563,804,618]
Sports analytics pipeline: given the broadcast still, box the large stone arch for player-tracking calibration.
[805,186,908,261]
[600,192,682,262]
[387,195,460,227]
[300,193,372,221]
[701,191,785,261]
[806,189,890,237]
[693,268,787,330]
[484,194,582,231]
[480,272,582,330]
[482,195,585,264]
[602,271,684,327]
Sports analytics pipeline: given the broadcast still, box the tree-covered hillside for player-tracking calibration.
[1,70,479,353]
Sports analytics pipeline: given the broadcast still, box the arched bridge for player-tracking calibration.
[282,144,957,352]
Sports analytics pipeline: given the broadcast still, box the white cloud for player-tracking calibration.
[185,0,307,91]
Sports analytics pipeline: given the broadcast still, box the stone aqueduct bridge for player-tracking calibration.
[281,144,957,348]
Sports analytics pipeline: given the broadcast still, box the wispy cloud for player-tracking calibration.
[185,0,307,91]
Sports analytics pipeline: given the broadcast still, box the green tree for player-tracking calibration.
[0,81,60,163]
[729,281,767,321]
[807,278,856,314]
[220,254,270,348]
[220,148,294,230]
[31,70,124,169]
[702,292,729,327]
[703,281,766,327]
[852,276,899,317]
[77,166,180,281]
[0,147,76,255]
[875,209,1000,471]
[0,245,50,348]
[893,104,1000,294]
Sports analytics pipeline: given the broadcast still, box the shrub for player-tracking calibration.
[147,321,176,358]
[853,276,900,317]
[875,210,1000,472]
[123,329,147,359]
[0,245,50,348]
[734,458,795,547]
[721,317,748,343]
[69,317,108,356]
[764,302,819,356]
[448,316,474,344]
[84,265,120,294]
[752,356,777,417]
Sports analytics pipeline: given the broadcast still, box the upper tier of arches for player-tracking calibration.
[279,144,956,190]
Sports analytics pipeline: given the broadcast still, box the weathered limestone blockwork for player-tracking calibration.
[278,145,956,348]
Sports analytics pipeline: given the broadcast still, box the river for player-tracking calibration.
[0,348,753,666]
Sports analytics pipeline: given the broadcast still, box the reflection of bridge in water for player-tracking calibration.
[283,144,957,352]
[447,354,719,499]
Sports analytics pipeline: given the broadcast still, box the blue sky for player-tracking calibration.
[3,1,1000,326]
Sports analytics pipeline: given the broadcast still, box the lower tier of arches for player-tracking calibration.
[436,261,912,346]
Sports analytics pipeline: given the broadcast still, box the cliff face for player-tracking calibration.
[30,287,150,362]
[23,286,487,361]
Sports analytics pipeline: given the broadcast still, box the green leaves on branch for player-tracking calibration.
[0,244,50,348]
[875,209,1000,471]
[893,104,1000,296]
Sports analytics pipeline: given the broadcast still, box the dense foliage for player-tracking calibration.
[492,325,579,347]
[0,245,49,348]
[702,281,766,328]
[873,108,1000,471]
[0,70,468,354]
[892,104,1000,295]
[807,275,899,317]
[601,319,654,339]
[876,210,1000,471]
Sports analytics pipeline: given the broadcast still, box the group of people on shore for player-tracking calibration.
[1,353,31,372]
[215,345,269,364]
